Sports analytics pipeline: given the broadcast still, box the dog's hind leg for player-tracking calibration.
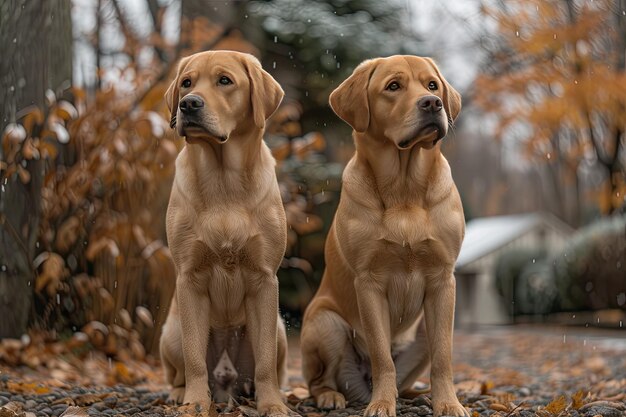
[160,300,186,403]
[395,319,430,398]
[301,308,353,410]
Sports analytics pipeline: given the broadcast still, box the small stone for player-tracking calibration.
[23,400,38,410]
[90,402,108,412]
[414,405,432,416]
[583,406,622,417]
[411,396,432,408]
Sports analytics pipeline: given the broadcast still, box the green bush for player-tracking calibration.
[515,260,558,315]
[553,214,626,311]
[494,248,548,316]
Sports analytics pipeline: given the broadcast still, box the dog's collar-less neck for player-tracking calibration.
[353,131,441,207]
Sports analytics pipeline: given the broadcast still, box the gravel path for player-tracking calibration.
[0,326,624,417]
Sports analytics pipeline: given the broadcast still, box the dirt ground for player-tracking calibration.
[0,325,625,417]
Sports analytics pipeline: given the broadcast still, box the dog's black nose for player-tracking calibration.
[417,95,442,113]
[180,95,204,114]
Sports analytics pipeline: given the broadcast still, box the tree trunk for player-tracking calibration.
[0,0,72,338]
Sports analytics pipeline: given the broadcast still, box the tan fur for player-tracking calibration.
[300,56,469,417]
[159,50,294,417]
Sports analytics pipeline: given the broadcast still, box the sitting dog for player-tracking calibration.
[300,55,468,417]
[159,50,293,417]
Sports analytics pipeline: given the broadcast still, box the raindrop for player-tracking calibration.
[583,339,586,346]
[108,357,112,369]
[547,153,551,159]
[272,61,276,69]
[515,31,519,37]
[616,292,625,306]
[553,34,557,39]
[56,294,61,305]
[27,281,31,286]
[114,280,118,289]
[244,14,248,19]
[337,62,341,69]
[620,321,623,328]
[345,382,349,390]
[36,241,39,248]
[1,265,7,272]
[274,36,278,43]
[562,334,566,343]
[1,186,4,193]
[572,314,576,318]
[306,216,310,223]
[532,258,535,263]
[12,38,16,43]
[307,19,311,23]
[159,163,164,169]
[352,329,356,339]
[399,316,402,324]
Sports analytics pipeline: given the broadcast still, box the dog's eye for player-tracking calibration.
[181,79,191,88]
[218,76,233,85]
[428,81,438,91]
[386,81,400,91]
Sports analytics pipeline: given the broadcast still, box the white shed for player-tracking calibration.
[454,212,574,326]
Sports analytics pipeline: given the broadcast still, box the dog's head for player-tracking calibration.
[329,55,461,150]
[165,51,284,144]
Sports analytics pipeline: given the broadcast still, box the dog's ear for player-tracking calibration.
[242,55,284,129]
[165,56,191,129]
[329,59,378,133]
[424,57,462,123]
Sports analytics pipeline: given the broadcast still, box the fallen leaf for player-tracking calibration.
[545,395,567,415]
[59,407,89,416]
[490,403,508,412]
[571,390,586,410]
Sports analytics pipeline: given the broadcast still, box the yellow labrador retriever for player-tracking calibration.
[159,50,293,417]
[300,56,468,417]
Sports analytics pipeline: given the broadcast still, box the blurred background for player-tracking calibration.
[0,0,624,363]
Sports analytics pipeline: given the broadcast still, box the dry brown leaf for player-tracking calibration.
[59,406,89,417]
[545,395,567,415]
[480,380,494,395]
[571,390,586,410]
[74,394,102,406]
[6,381,50,395]
[490,403,508,412]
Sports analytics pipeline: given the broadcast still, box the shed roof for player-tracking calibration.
[456,212,573,269]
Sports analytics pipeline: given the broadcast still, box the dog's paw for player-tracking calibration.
[178,402,215,417]
[258,402,299,417]
[168,387,186,404]
[433,400,469,417]
[364,399,396,417]
[316,390,346,410]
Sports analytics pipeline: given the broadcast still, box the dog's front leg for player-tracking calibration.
[177,275,212,408]
[424,273,468,417]
[355,274,397,417]
[245,274,293,417]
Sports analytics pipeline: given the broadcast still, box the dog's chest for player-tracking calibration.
[381,207,438,259]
